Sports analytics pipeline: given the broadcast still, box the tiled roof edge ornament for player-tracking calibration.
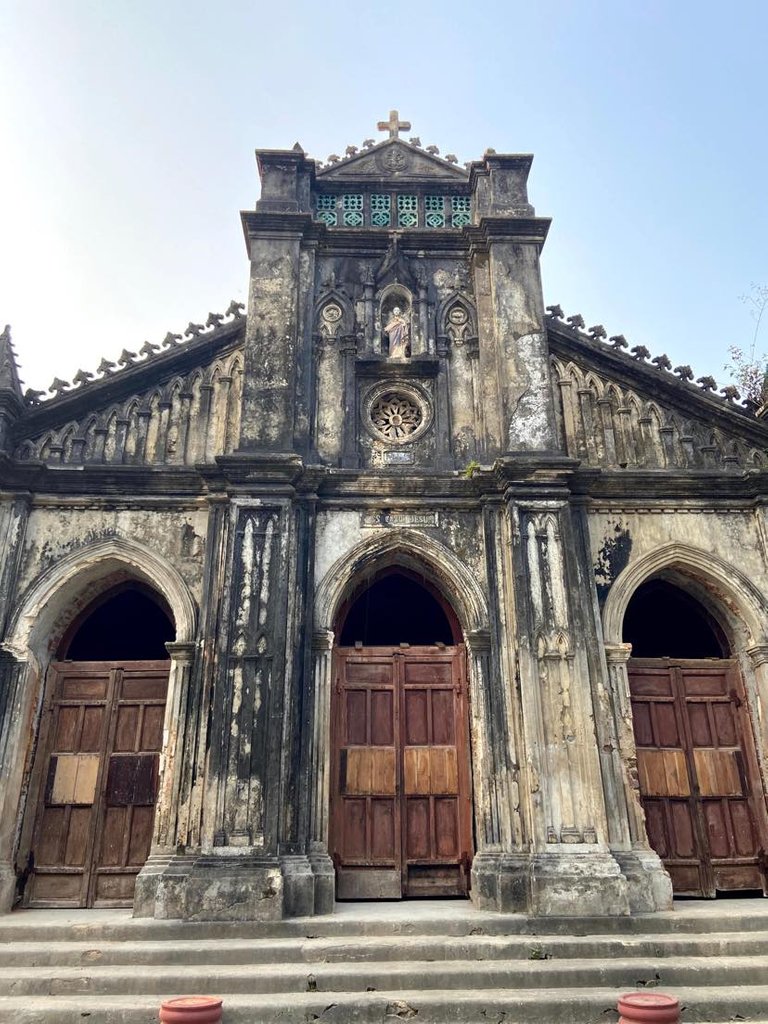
[546,305,758,414]
[31,299,246,404]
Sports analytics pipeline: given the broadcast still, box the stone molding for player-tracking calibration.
[601,541,768,647]
[314,528,490,635]
[5,536,197,659]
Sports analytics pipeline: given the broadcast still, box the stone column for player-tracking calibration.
[133,641,198,918]
[470,503,529,912]
[0,650,31,912]
[160,497,298,922]
[469,153,556,455]
[604,643,673,912]
[509,499,630,916]
[305,629,336,914]
[746,643,768,790]
[340,333,360,468]
[434,335,454,469]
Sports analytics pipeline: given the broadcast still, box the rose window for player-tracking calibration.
[370,392,423,441]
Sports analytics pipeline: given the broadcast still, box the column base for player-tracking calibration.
[530,849,630,917]
[309,851,336,916]
[613,848,673,912]
[0,863,16,914]
[470,852,530,912]
[133,850,283,921]
[280,854,316,917]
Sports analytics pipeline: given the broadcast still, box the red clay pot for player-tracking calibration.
[618,992,680,1024]
[159,995,223,1024]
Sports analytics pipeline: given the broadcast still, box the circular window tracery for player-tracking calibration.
[370,392,423,441]
[362,382,432,446]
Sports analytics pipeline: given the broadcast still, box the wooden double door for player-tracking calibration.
[331,646,473,899]
[26,661,168,907]
[629,658,768,896]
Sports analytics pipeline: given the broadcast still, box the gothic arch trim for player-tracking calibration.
[602,541,768,648]
[5,537,197,662]
[315,529,489,636]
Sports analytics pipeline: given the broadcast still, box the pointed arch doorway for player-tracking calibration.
[625,577,768,897]
[330,568,473,899]
[24,584,174,908]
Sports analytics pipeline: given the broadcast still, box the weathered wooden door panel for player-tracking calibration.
[333,655,401,898]
[27,661,168,908]
[331,646,472,900]
[401,653,469,897]
[629,658,768,897]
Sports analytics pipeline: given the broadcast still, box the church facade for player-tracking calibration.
[1,114,767,921]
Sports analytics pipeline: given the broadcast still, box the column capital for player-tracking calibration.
[747,642,768,669]
[165,641,197,665]
[604,642,633,666]
[0,644,27,665]
[312,629,334,652]
[466,628,492,653]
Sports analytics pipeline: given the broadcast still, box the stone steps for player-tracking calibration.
[4,905,768,940]
[2,902,768,1022]
[3,988,768,1024]
[2,931,768,967]
[3,954,768,996]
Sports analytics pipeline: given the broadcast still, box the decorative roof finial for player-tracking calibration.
[0,325,22,398]
[376,109,411,140]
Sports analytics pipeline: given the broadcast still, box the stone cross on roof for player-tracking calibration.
[377,109,411,139]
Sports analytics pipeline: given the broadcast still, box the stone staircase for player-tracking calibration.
[1,900,768,1023]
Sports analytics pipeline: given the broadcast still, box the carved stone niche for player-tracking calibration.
[376,285,414,358]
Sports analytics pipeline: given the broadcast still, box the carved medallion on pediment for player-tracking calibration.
[376,146,412,175]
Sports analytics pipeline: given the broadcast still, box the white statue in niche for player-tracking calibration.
[384,306,410,359]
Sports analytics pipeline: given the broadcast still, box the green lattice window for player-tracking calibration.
[371,194,391,227]
[425,196,445,228]
[397,195,419,228]
[342,194,364,227]
[451,196,471,228]
[315,194,337,226]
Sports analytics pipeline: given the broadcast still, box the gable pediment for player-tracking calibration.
[14,315,246,469]
[546,319,768,472]
[317,139,467,182]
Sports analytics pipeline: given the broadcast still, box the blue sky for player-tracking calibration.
[1,0,766,392]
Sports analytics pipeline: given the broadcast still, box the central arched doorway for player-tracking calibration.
[625,577,768,897]
[330,568,473,899]
[24,583,174,908]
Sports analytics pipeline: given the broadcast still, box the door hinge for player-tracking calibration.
[730,688,743,708]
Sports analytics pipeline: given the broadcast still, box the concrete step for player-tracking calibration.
[2,901,768,942]
[2,955,768,997]
[5,903,768,1023]
[3,930,768,967]
[4,986,768,1024]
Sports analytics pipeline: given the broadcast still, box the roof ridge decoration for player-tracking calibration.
[314,110,463,175]
[545,304,757,416]
[25,300,246,407]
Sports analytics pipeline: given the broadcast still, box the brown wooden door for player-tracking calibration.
[26,661,168,908]
[629,658,768,897]
[331,646,472,899]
